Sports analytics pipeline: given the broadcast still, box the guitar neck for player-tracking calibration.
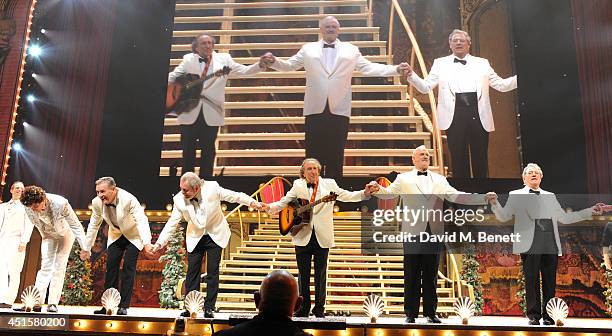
[298,198,327,213]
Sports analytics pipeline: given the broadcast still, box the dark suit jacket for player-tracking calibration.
[213,314,312,336]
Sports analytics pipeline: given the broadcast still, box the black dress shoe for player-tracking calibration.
[204,309,214,318]
[312,310,325,318]
[32,305,42,312]
[93,307,107,314]
[179,310,190,318]
[294,309,310,317]
[47,304,58,313]
[543,319,555,325]
[426,315,442,324]
[117,307,128,315]
[405,317,416,323]
[0,303,12,309]
[528,318,540,325]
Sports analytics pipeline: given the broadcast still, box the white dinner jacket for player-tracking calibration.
[374,169,486,235]
[0,200,33,244]
[269,178,367,248]
[84,188,151,251]
[156,181,256,252]
[25,193,87,249]
[168,52,262,126]
[271,39,399,117]
[407,54,517,132]
[492,186,593,255]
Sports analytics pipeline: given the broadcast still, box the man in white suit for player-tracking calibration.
[0,182,33,308]
[153,172,266,318]
[268,158,375,317]
[404,29,517,178]
[169,34,264,177]
[368,145,492,323]
[261,16,410,178]
[489,163,600,325]
[21,186,88,313]
[80,177,152,315]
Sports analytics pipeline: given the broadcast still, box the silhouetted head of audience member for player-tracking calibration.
[254,270,303,317]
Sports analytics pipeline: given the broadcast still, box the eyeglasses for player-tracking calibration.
[450,39,468,43]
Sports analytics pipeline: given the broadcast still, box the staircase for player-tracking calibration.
[161,0,439,177]
[214,212,459,315]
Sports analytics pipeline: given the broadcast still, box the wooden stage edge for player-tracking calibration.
[1,306,611,335]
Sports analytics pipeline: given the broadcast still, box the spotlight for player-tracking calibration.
[29,45,43,57]
[31,73,37,78]
[13,143,22,152]
[26,95,36,102]
[40,28,46,34]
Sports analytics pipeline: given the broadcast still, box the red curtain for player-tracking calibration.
[19,0,116,207]
[571,0,612,194]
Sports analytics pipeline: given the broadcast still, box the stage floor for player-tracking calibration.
[1,306,611,335]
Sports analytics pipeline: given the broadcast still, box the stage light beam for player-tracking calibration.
[29,45,43,57]
[27,94,36,102]
[12,142,22,152]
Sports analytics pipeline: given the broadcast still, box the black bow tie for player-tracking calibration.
[454,58,467,65]
[306,183,316,189]
[417,171,428,176]
[106,204,116,208]
[199,57,209,64]
[323,43,335,49]
[529,189,540,195]
[191,197,199,203]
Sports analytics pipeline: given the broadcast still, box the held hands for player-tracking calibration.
[250,201,270,212]
[397,62,413,77]
[485,192,498,205]
[79,250,91,261]
[594,203,611,214]
[259,52,276,69]
[143,243,158,257]
[364,181,380,196]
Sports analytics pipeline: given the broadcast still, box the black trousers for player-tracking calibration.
[403,252,441,318]
[304,103,349,179]
[181,111,219,178]
[104,235,140,308]
[186,234,222,310]
[521,227,559,321]
[295,231,329,314]
[445,92,489,178]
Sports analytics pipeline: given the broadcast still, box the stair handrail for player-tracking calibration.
[225,176,293,240]
[384,0,445,173]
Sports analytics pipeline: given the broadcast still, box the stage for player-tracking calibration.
[0,306,610,336]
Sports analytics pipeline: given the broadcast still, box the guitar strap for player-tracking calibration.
[200,56,211,78]
[309,181,318,203]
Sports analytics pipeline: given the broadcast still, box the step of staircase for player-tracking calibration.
[174,13,370,24]
[175,0,369,11]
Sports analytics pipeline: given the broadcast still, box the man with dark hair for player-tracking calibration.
[21,185,87,313]
[213,270,311,336]
[267,158,375,317]
[168,34,265,177]
[0,182,33,308]
[80,176,153,316]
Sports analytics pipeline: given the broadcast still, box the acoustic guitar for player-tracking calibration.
[278,192,338,236]
[165,65,231,115]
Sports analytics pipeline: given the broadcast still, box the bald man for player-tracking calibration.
[213,270,311,336]
[260,16,410,178]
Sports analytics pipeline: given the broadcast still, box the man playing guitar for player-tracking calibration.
[167,33,269,178]
[268,158,377,318]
